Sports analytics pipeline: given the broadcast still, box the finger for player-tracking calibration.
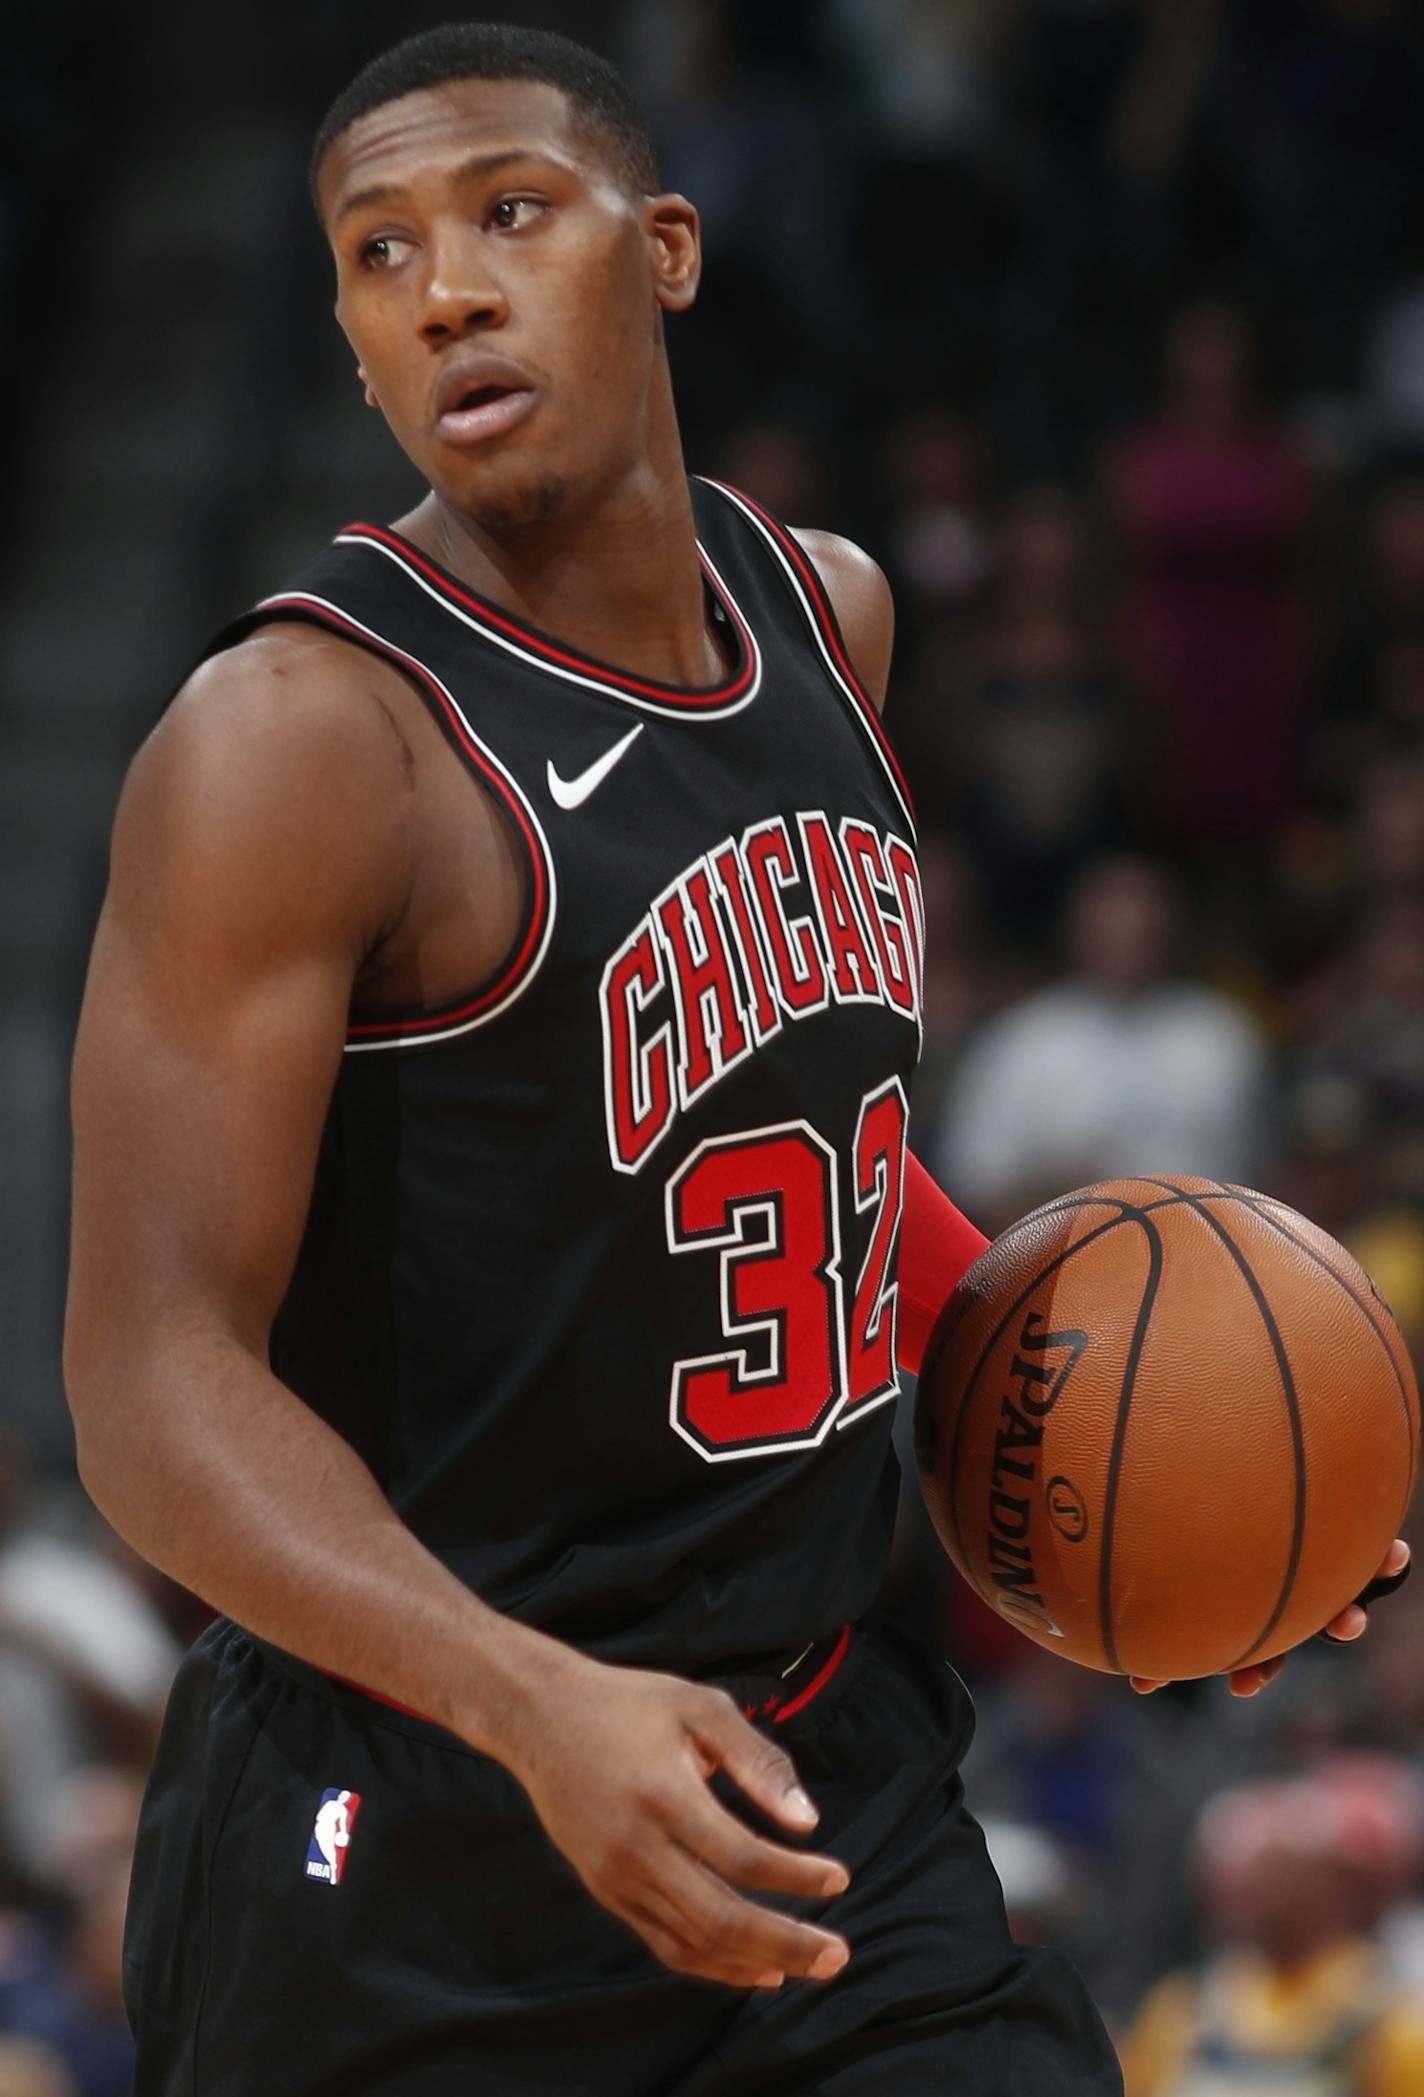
[627,1905,788,1991]
[1320,1545,1411,1644]
[1129,1677,1167,1694]
[689,1690,822,1834]
[653,1845,850,1983]
[1229,1655,1287,1697]
[675,1784,850,1901]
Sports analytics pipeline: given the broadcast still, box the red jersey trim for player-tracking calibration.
[322,1669,438,1725]
[253,592,556,1050]
[703,483,917,831]
[772,1624,852,1725]
[323,1625,854,1737]
[335,522,762,715]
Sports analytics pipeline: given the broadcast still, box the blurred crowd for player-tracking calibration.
[5,1,1424,2091]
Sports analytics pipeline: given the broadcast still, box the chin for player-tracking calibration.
[459,469,572,537]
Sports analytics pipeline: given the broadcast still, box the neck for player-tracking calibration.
[395,413,726,688]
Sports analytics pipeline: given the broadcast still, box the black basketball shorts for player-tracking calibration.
[124,1613,1121,2095]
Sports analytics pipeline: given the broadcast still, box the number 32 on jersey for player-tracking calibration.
[665,1077,908,1462]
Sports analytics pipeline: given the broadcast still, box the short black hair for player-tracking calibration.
[311,23,661,208]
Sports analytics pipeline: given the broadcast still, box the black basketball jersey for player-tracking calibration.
[202,477,925,1674]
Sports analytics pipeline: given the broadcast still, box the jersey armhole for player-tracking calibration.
[696,480,917,835]
[235,596,557,1052]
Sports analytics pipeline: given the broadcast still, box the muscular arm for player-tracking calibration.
[65,628,550,1741]
[66,628,850,1990]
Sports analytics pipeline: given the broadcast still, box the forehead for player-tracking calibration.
[319,76,594,218]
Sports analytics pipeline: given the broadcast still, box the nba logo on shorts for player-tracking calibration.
[305,1788,362,1886]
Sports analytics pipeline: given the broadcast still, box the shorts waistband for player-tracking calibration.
[712,1624,853,1726]
[250,1621,854,1736]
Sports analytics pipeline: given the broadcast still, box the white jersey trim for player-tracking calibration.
[253,589,559,1054]
[700,482,917,836]
[332,533,765,723]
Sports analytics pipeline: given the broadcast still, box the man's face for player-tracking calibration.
[319,79,697,532]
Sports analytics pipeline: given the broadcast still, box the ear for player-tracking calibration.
[645,194,701,315]
[356,365,379,408]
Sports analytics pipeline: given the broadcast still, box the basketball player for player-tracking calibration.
[63,26,1406,2095]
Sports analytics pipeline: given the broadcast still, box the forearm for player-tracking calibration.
[896,1153,990,1374]
[68,1326,569,1762]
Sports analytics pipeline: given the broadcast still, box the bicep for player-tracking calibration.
[67,649,409,1380]
[70,887,351,1356]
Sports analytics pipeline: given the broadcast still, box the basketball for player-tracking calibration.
[914,1177,1420,1681]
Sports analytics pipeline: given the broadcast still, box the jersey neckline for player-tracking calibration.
[333,516,760,713]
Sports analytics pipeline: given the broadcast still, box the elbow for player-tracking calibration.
[64,1354,122,1519]
[63,1307,141,1524]
[65,1358,166,1568]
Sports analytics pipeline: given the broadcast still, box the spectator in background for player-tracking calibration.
[619,0,849,433]
[0,1868,131,2097]
[1121,1768,1424,2096]
[884,407,994,632]
[1350,757,1424,895]
[0,1768,138,2097]
[955,614,1126,955]
[951,488,1127,953]
[935,856,1268,1228]
[0,2043,73,2097]
[1363,480,1424,645]
[875,408,996,807]
[1289,891,1424,1210]
[1110,301,1317,861]
[912,833,1022,1126]
[978,1815,1078,1950]
[1214,0,1424,394]
[1367,275,1424,452]
[824,1,1012,400]
[0,1436,177,1880]
[715,420,825,526]
[1327,481,1424,782]
[995,483,1102,634]
[962,1636,1231,2021]
[1346,1205,1424,1377]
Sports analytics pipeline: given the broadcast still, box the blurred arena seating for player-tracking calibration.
[3,4,1424,2087]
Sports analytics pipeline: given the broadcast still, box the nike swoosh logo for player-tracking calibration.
[546,723,645,810]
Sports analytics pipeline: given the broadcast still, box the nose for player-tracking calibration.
[418,231,509,345]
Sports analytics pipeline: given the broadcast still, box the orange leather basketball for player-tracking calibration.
[915,1178,1419,1679]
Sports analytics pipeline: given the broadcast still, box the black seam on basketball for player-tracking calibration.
[1206,1178,1419,1522]
[1132,1187,1273,1216]
[1034,1183,1281,1224]
[1140,1178,1307,1669]
[943,1207,1138,1660]
[1020,1194,1154,1223]
[1098,1216,1164,1675]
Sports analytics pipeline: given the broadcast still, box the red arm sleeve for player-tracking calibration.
[897,1153,990,1375]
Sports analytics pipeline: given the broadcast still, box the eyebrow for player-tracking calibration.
[333,147,552,226]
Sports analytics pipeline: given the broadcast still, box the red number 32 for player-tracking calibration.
[664,1079,908,1460]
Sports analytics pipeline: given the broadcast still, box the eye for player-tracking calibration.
[359,233,416,271]
[488,196,545,233]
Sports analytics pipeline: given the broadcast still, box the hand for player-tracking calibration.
[1130,1539,1411,1699]
[499,1647,852,1990]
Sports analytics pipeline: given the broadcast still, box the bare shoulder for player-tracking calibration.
[155,620,415,789]
[787,529,895,713]
[115,620,417,957]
